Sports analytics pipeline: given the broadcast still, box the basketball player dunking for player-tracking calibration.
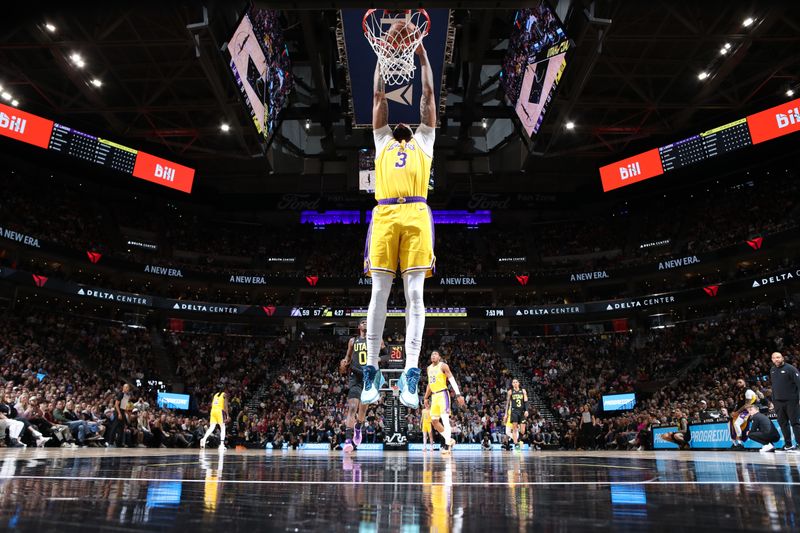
[423,350,465,455]
[361,37,437,410]
[340,318,385,452]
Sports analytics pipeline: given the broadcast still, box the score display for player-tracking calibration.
[0,102,195,193]
[600,97,800,192]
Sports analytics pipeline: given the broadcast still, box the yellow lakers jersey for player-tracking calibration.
[211,392,225,413]
[428,362,447,393]
[375,137,432,200]
[422,408,432,424]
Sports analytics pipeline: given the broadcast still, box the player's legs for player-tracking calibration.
[201,422,218,448]
[218,423,226,450]
[512,422,519,444]
[353,402,367,447]
[398,271,425,408]
[361,271,393,404]
[344,397,360,452]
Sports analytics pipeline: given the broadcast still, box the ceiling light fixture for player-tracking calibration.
[698,71,709,81]
[788,89,795,97]
[1,92,11,101]
[305,119,310,130]
[45,22,56,33]
[565,121,575,130]
[70,52,85,68]
[742,17,754,27]
[90,78,102,87]
[11,99,18,107]
[719,47,728,55]
[220,123,230,132]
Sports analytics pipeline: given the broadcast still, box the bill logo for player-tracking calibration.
[619,162,641,180]
[747,97,800,144]
[154,163,176,182]
[0,113,26,134]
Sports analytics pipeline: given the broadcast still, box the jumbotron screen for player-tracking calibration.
[227,8,293,145]
[0,102,195,193]
[501,2,569,138]
[599,97,800,192]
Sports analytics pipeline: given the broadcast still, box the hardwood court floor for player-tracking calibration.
[0,448,799,531]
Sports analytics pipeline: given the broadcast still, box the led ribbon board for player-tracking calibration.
[599,97,800,192]
[0,103,195,193]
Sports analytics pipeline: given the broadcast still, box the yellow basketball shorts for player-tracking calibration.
[422,419,432,433]
[209,410,224,426]
[364,203,435,278]
[429,391,450,419]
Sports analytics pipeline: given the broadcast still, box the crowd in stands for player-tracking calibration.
[506,302,798,450]
[2,165,797,285]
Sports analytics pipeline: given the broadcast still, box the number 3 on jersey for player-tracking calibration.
[395,151,407,168]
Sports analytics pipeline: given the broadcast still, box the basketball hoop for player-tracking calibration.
[363,9,430,85]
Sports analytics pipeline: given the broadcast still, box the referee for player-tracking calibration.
[769,352,800,452]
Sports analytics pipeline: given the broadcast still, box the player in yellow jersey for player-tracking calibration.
[423,351,465,455]
[421,398,433,452]
[361,38,437,410]
[200,388,228,451]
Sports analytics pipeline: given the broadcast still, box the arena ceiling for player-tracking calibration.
[1,1,799,193]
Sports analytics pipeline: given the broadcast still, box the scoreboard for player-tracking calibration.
[600,98,800,191]
[0,102,195,193]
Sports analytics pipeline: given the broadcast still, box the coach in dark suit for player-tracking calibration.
[769,352,800,451]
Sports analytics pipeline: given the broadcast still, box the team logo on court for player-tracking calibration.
[31,274,48,288]
[746,237,763,250]
[86,251,102,264]
[305,275,319,287]
[703,285,719,297]
[515,274,529,286]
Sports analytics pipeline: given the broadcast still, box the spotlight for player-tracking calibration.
[305,119,310,130]
[11,99,18,107]
[724,42,731,49]
[788,89,795,97]
[70,52,85,68]
[220,123,231,132]
[1,92,11,101]
[481,118,487,129]
[697,71,709,81]
[565,121,575,130]
[90,78,102,87]
[742,17,754,27]
[45,22,56,33]
[719,47,728,55]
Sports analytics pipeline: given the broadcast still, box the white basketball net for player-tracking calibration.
[363,10,430,85]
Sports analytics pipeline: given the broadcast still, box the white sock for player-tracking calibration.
[441,413,452,443]
[367,272,393,367]
[402,271,425,371]
[203,423,217,441]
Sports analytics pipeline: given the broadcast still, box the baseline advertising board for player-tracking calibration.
[599,97,800,192]
[0,102,194,193]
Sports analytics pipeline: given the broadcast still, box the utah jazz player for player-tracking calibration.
[361,38,437,410]
[423,350,465,455]
[340,318,385,452]
[200,388,228,451]
[506,379,529,450]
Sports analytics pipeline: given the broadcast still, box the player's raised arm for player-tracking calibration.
[340,337,355,375]
[373,64,388,130]
[416,42,436,127]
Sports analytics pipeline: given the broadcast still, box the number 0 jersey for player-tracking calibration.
[351,336,368,374]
